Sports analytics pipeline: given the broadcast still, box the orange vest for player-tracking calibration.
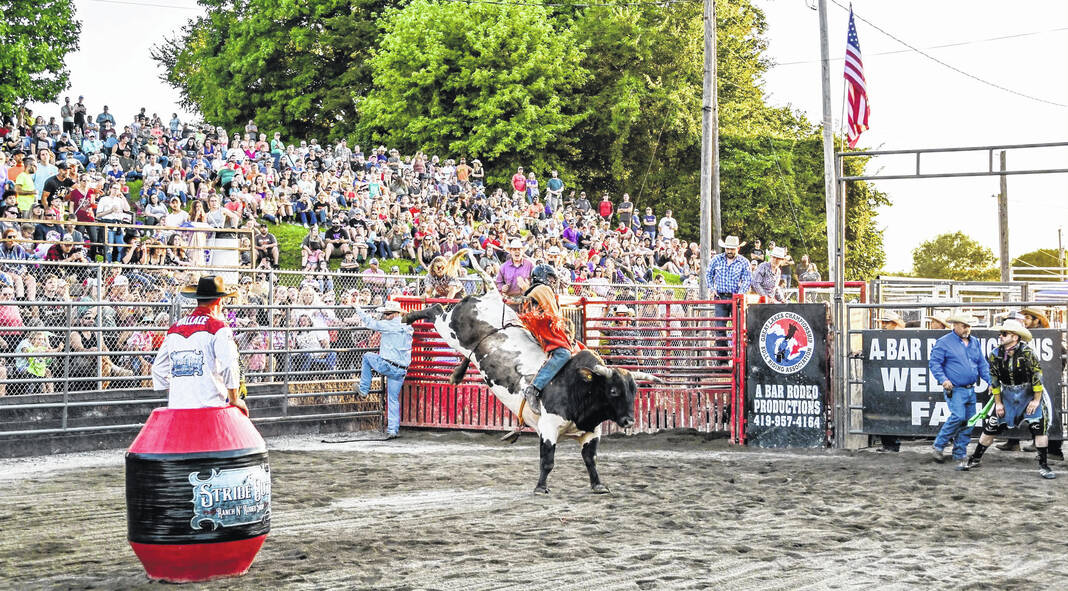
[519,284,573,353]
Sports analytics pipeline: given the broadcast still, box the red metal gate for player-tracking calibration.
[396,295,745,442]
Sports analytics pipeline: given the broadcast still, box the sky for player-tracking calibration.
[28,0,1068,274]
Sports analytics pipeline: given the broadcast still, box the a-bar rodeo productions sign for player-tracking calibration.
[745,304,829,448]
[862,330,1065,438]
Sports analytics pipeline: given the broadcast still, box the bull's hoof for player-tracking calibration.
[590,483,611,495]
[499,429,522,444]
[533,486,550,495]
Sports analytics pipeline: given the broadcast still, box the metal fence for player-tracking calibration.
[835,300,1068,449]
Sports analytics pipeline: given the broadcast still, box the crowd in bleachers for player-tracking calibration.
[0,98,833,395]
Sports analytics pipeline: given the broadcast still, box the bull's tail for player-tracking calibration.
[444,248,469,278]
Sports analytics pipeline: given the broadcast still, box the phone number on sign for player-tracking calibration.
[750,414,821,428]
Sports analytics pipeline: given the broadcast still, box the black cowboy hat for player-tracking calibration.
[180,276,237,300]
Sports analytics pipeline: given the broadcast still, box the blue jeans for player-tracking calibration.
[360,352,407,435]
[934,386,976,459]
[712,296,734,365]
[296,351,337,373]
[533,347,571,391]
[103,222,126,263]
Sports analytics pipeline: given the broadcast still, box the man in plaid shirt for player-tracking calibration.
[705,235,752,366]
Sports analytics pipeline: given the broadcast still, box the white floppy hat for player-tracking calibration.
[545,246,562,256]
[376,300,404,315]
[506,238,524,250]
[718,235,745,249]
[612,305,635,316]
[992,319,1033,342]
[769,246,788,260]
[877,311,905,328]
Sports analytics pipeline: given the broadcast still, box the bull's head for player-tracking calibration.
[576,363,652,429]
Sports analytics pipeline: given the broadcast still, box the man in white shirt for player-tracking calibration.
[152,276,248,414]
[658,209,678,241]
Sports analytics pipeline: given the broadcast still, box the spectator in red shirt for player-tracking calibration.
[511,166,527,200]
[599,193,613,221]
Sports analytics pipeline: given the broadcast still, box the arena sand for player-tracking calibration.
[1,430,1066,590]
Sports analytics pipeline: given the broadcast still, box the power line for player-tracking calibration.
[84,0,203,10]
[827,0,1068,109]
[775,26,1068,66]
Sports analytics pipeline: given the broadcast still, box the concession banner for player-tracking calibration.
[861,329,1064,439]
[745,304,829,448]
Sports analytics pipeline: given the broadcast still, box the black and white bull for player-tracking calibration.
[407,289,657,494]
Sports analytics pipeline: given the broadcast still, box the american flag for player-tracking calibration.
[844,6,869,149]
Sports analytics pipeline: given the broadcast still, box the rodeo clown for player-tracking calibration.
[962,319,1054,479]
[152,276,248,416]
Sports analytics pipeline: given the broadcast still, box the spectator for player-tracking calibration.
[640,207,657,240]
[799,262,821,282]
[253,224,279,268]
[598,193,613,222]
[617,193,634,228]
[752,246,788,304]
[495,238,533,297]
[510,166,527,201]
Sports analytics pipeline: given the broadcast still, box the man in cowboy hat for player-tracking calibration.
[355,300,413,439]
[544,245,571,292]
[495,237,533,297]
[752,246,789,303]
[705,236,752,365]
[151,276,247,415]
[925,313,952,330]
[962,319,1055,478]
[929,313,991,470]
[999,306,1061,456]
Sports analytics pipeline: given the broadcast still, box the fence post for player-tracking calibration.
[282,296,291,417]
[62,304,72,431]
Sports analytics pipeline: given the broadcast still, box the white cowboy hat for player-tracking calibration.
[769,246,788,260]
[376,300,404,315]
[545,246,562,256]
[612,305,635,316]
[992,318,1033,342]
[947,313,978,326]
[506,238,524,250]
[718,235,745,249]
[877,311,905,328]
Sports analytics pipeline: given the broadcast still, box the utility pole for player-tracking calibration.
[818,0,838,286]
[998,151,1010,282]
[699,0,719,298]
[1059,227,1065,280]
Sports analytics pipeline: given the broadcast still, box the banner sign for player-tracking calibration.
[861,329,1064,438]
[745,304,829,448]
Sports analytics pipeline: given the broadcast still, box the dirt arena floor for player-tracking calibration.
[1,430,1067,590]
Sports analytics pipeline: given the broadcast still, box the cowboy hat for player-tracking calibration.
[924,313,952,328]
[1019,306,1050,329]
[877,311,906,328]
[611,305,635,316]
[180,276,237,300]
[769,246,788,260]
[718,235,745,249]
[545,246,562,256]
[946,313,978,326]
[376,300,404,315]
[506,238,524,250]
[992,319,1033,342]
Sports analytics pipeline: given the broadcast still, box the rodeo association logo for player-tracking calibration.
[759,311,814,374]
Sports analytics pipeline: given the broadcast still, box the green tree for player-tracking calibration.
[911,232,999,281]
[1011,248,1065,281]
[358,0,587,179]
[0,0,81,117]
[152,0,384,140]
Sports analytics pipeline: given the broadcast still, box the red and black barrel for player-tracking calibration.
[126,406,270,583]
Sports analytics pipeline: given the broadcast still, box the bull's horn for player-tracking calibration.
[591,364,613,378]
[630,371,664,383]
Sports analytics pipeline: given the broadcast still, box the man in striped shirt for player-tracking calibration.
[705,236,752,366]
